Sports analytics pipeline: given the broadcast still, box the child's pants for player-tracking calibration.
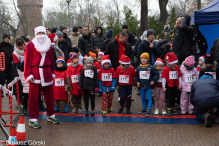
[141,88,152,110]
[166,86,177,109]
[83,90,95,111]
[71,94,82,109]
[119,85,132,108]
[180,91,194,112]
[154,87,165,109]
[102,92,113,111]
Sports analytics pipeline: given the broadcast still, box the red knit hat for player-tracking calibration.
[56,56,66,66]
[167,52,178,64]
[101,55,111,65]
[48,33,58,43]
[199,55,205,63]
[154,58,164,66]
[70,52,78,61]
[119,54,131,64]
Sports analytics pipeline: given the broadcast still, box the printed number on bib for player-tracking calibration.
[102,73,112,81]
[139,71,150,79]
[169,71,178,79]
[119,75,129,84]
[157,74,162,82]
[71,75,80,83]
[185,74,196,83]
[85,70,94,78]
[55,78,64,86]
[206,72,216,79]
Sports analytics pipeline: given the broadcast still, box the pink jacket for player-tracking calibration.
[180,65,199,92]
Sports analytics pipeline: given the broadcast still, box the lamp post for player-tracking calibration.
[66,0,71,34]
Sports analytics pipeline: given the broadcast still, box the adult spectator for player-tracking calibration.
[105,31,133,71]
[190,73,219,127]
[56,31,73,62]
[46,28,52,36]
[161,24,173,42]
[122,24,135,46]
[134,31,147,58]
[60,25,72,45]
[91,29,96,37]
[132,31,138,45]
[102,29,114,52]
[78,26,83,35]
[69,26,81,47]
[78,26,96,56]
[0,34,14,97]
[210,33,219,61]
[94,26,106,51]
[137,29,161,65]
[172,15,194,64]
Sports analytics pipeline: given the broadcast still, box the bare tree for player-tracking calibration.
[159,0,169,25]
[197,0,201,10]
[140,0,148,35]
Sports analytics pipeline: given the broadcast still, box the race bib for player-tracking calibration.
[169,71,178,79]
[55,78,64,86]
[139,71,150,79]
[206,72,216,79]
[119,75,129,84]
[71,74,80,83]
[157,74,162,82]
[85,70,94,78]
[102,73,112,81]
[185,74,196,83]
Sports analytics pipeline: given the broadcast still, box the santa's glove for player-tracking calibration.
[95,88,99,92]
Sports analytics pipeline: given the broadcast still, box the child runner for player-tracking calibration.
[196,56,205,75]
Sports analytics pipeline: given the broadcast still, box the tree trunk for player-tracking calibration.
[197,0,201,10]
[140,0,148,35]
[159,0,168,25]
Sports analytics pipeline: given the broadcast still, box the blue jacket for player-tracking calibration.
[136,65,159,89]
[190,78,219,108]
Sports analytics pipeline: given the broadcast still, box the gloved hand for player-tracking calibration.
[78,87,81,90]
[95,88,99,92]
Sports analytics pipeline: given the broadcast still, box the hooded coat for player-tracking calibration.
[94,26,106,51]
[58,39,73,63]
[0,41,13,68]
[78,33,96,56]
[161,24,173,42]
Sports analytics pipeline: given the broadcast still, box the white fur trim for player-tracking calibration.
[98,52,104,56]
[54,35,58,42]
[168,60,178,65]
[48,114,55,118]
[41,80,53,87]
[32,36,51,53]
[52,74,55,78]
[25,75,34,83]
[101,59,111,65]
[34,80,41,84]
[199,57,205,63]
[39,53,46,85]
[67,63,71,66]
[119,61,131,65]
[34,26,46,36]
[154,61,164,66]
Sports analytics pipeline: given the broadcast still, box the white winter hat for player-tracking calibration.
[34,26,46,36]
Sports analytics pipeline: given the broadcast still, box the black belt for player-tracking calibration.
[32,65,49,68]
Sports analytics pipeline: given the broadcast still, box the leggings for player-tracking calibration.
[141,88,152,110]
[166,86,177,109]
[102,92,113,111]
[154,87,165,109]
[83,90,95,111]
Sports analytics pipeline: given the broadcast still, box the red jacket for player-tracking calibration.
[98,67,116,87]
[95,61,101,73]
[116,65,136,85]
[162,65,182,87]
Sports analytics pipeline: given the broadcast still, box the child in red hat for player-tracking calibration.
[162,52,182,116]
[66,52,84,114]
[98,55,116,116]
[116,54,136,114]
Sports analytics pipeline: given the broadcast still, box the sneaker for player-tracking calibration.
[29,122,41,129]
[63,104,70,113]
[204,113,212,127]
[47,117,59,124]
[162,109,167,115]
[154,109,159,115]
[118,106,123,113]
[167,109,172,117]
[91,111,95,116]
[172,109,179,115]
[189,111,195,115]
[107,108,113,113]
[126,108,131,114]
[54,104,59,113]
[138,108,146,114]
[85,111,89,117]
[181,111,186,115]
[117,97,120,102]
[146,110,151,117]
[102,111,107,117]
[131,98,134,101]
[77,107,82,114]
[71,108,77,114]
[176,104,181,110]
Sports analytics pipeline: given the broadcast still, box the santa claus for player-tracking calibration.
[24,26,59,129]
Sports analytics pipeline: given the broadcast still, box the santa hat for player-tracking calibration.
[70,52,78,61]
[119,54,131,64]
[98,51,104,56]
[167,52,178,65]
[101,55,111,65]
[164,53,169,62]
[34,26,46,36]
[199,55,205,63]
[48,33,58,43]
[56,56,66,66]
[89,52,96,58]
[69,52,74,58]
[84,55,89,59]
[154,58,164,66]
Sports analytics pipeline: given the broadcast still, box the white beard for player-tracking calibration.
[32,35,51,53]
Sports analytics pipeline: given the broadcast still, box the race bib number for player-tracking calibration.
[157,74,162,82]
[85,70,94,78]
[119,75,129,84]
[139,71,150,79]
[169,71,178,79]
[71,74,80,83]
[102,73,112,81]
[55,78,64,86]
[206,72,216,79]
[185,74,196,83]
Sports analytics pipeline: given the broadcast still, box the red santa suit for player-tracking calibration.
[24,26,55,122]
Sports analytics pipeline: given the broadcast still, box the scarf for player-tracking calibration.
[71,62,79,68]
[167,64,175,70]
[121,64,130,70]
[115,35,126,65]
[54,66,67,71]
[184,64,194,71]
[140,64,150,69]
[14,45,24,56]
[32,35,51,53]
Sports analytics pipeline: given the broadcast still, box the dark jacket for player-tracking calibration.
[190,78,219,108]
[79,66,98,91]
[210,38,219,60]
[105,39,134,71]
[102,38,114,52]
[134,37,141,57]
[195,30,207,56]
[126,31,135,46]
[136,65,159,89]
[78,33,96,56]
[158,39,172,60]
[172,15,194,64]
[0,41,13,68]
[58,40,73,63]
[161,24,173,42]
[94,26,106,51]
[137,39,161,65]
[63,34,72,46]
